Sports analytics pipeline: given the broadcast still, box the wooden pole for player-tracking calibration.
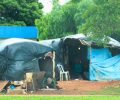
[89,45,92,80]
[52,51,55,79]
[89,46,92,64]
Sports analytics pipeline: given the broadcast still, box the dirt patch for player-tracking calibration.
[4,80,120,95]
[28,80,120,95]
[58,80,120,92]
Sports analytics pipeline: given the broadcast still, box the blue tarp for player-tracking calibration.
[89,48,120,80]
[0,26,37,38]
[87,48,112,62]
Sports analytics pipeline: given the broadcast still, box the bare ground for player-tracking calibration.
[6,80,120,95]
[38,80,120,95]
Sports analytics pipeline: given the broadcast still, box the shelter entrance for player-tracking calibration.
[63,39,89,80]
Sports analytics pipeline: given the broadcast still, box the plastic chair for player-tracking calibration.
[57,64,70,81]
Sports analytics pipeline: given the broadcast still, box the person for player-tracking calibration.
[47,77,56,88]
[42,75,57,89]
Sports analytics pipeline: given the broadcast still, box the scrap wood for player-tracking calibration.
[0,81,8,90]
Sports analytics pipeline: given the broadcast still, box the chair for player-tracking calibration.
[57,64,70,81]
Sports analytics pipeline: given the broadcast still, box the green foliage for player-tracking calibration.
[36,0,96,40]
[36,0,120,42]
[0,0,43,26]
[35,2,78,39]
[74,0,93,31]
[70,0,82,3]
[79,0,120,42]
[52,0,60,10]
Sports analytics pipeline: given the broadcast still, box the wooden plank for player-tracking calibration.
[0,81,8,90]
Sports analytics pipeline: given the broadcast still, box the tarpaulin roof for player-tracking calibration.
[0,38,53,81]
[63,34,120,48]
[39,34,120,52]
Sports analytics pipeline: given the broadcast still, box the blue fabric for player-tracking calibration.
[87,48,112,63]
[89,48,120,80]
[0,26,37,38]
[10,85,16,90]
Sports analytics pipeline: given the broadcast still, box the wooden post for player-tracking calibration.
[89,46,92,64]
[52,51,55,79]
[89,45,92,80]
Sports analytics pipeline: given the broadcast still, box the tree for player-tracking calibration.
[36,0,97,40]
[79,0,120,42]
[70,0,81,3]
[74,0,93,32]
[35,1,78,40]
[52,0,60,10]
[0,0,43,26]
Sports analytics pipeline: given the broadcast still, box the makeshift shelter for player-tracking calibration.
[0,38,54,81]
[39,38,63,80]
[62,34,120,81]
[37,34,120,81]
[39,34,120,81]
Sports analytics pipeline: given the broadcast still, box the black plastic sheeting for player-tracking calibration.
[39,39,64,80]
[39,38,64,64]
[0,38,53,81]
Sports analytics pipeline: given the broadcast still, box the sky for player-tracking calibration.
[39,0,70,13]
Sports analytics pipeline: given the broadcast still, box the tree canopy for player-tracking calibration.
[0,0,43,26]
[36,0,120,42]
[79,0,120,42]
[35,0,78,39]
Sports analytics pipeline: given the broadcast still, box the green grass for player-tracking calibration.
[88,85,120,95]
[0,85,120,100]
[0,96,120,100]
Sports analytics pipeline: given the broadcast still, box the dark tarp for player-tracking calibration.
[39,38,63,80]
[39,38,63,63]
[0,38,53,81]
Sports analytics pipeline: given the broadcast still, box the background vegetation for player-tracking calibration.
[36,0,120,42]
[0,0,43,26]
[0,0,119,41]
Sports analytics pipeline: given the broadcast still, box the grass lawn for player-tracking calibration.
[0,96,120,100]
[88,85,120,95]
[0,84,120,100]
